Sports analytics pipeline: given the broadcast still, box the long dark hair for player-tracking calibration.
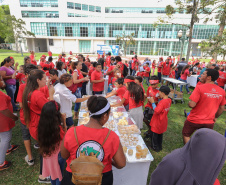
[125,76,144,105]
[1,57,11,67]
[22,69,45,126]
[71,61,80,71]
[38,101,62,157]
[182,65,190,74]
[56,61,63,70]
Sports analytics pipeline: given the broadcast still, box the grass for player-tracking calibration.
[0,51,225,184]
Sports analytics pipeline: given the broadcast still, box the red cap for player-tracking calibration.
[10,56,14,59]
[41,55,46,57]
[41,56,45,60]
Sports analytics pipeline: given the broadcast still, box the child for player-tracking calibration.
[111,68,121,88]
[88,62,96,77]
[149,85,171,152]
[169,64,176,79]
[151,60,156,76]
[49,69,59,86]
[16,65,26,84]
[135,76,145,95]
[112,76,144,129]
[106,78,129,110]
[143,63,151,86]
[56,62,67,78]
[143,76,160,138]
[91,63,105,95]
[54,74,89,128]
[38,101,66,185]
[0,75,19,171]
[137,69,143,78]
[179,65,192,94]
[37,65,42,70]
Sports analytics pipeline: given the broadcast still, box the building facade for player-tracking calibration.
[8,0,221,56]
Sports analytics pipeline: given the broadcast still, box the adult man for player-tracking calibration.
[143,58,151,67]
[161,59,171,85]
[182,69,225,144]
[132,55,138,76]
[157,57,163,83]
[176,58,187,79]
[143,63,151,86]
[106,57,117,85]
[78,54,88,95]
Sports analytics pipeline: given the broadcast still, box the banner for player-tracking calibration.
[97,45,119,56]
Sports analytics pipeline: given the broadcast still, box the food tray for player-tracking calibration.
[112,112,128,119]
[78,117,90,126]
[79,112,89,118]
[111,106,127,112]
[117,125,141,135]
[123,136,154,163]
[103,120,117,131]
[119,134,139,147]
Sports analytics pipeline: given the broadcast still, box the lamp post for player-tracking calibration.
[18,38,23,57]
[178,30,190,59]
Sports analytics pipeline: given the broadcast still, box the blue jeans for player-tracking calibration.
[74,87,82,112]
[5,83,17,111]
[132,70,136,76]
[50,152,66,185]
[157,72,162,83]
[143,77,150,87]
[179,78,189,93]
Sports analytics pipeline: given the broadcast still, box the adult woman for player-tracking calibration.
[71,61,89,119]
[56,62,66,78]
[0,57,19,111]
[179,65,192,94]
[149,128,226,185]
[22,69,54,183]
[54,74,89,128]
[24,56,31,65]
[0,75,19,171]
[60,96,126,185]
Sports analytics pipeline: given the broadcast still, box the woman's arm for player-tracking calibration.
[75,97,89,103]
[112,142,126,169]
[0,70,12,80]
[0,109,18,121]
[60,137,70,159]
[73,72,88,84]
[91,79,105,83]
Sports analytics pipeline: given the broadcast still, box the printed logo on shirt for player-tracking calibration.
[76,140,104,161]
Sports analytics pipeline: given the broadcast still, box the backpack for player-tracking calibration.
[123,64,128,77]
[70,127,111,185]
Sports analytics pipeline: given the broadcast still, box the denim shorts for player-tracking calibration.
[20,122,31,140]
[66,117,74,127]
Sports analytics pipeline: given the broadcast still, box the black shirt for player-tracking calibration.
[81,63,88,77]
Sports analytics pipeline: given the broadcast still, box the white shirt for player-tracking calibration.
[57,69,67,78]
[53,83,77,118]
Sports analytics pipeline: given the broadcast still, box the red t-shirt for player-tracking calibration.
[117,62,124,75]
[49,62,55,70]
[31,60,37,65]
[107,65,115,85]
[145,87,159,109]
[91,70,104,92]
[132,58,138,70]
[112,77,117,88]
[116,86,128,106]
[187,83,225,124]
[17,84,49,126]
[217,71,226,87]
[64,126,119,173]
[88,66,95,77]
[29,54,35,62]
[28,90,49,140]
[123,90,143,110]
[143,66,150,77]
[16,73,26,84]
[180,69,189,80]
[169,70,175,79]
[137,72,143,77]
[157,62,163,73]
[162,62,171,75]
[106,56,111,67]
[152,63,155,69]
[150,98,171,134]
[73,69,84,88]
[85,61,91,68]
[0,91,15,132]
[48,51,52,56]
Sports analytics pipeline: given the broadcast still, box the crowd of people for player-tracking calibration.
[0,50,225,185]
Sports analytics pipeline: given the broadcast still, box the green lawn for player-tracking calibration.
[0,51,225,184]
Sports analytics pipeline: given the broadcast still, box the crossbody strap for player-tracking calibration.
[74,127,81,154]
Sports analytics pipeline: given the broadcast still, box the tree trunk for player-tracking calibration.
[213,23,225,61]
[124,42,127,56]
[185,0,197,63]
[15,38,19,53]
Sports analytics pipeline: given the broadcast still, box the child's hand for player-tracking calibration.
[49,85,55,96]
[15,62,19,67]
[61,113,67,121]
[149,97,155,104]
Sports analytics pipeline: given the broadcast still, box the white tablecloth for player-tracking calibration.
[86,78,108,95]
[162,77,186,85]
[113,161,151,185]
[187,75,199,87]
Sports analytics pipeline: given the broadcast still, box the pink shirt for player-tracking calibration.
[180,69,189,80]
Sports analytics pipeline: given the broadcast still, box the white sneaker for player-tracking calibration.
[25,155,34,166]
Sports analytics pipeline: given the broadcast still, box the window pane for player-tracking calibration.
[82,4,88,11]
